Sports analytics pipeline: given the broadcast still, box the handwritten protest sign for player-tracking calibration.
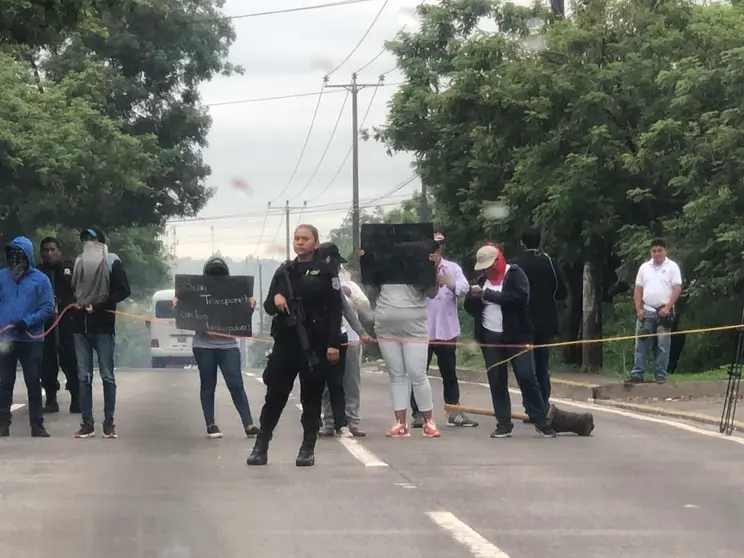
[360,222,436,286]
[174,274,254,336]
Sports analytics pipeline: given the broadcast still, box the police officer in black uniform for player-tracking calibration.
[37,237,80,413]
[247,224,343,468]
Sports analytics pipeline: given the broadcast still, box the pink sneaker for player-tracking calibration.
[423,421,441,438]
[386,422,411,438]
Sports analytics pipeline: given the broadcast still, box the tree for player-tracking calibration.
[379,0,744,372]
[328,207,386,263]
[40,0,240,228]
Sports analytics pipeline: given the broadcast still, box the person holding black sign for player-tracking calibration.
[246,224,343,468]
[362,245,442,439]
[174,255,260,439]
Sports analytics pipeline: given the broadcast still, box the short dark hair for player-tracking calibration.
[40,237,59,250]
[651,237,666,248]
[521,228,541,249]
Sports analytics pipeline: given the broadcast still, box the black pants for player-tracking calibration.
[0,342,44,427]
[41,322,78,400]
[323,333,348,430]
[532,332,553,404]
[259,338,327,442]
[411,339,459,415]
[480,329,548,428]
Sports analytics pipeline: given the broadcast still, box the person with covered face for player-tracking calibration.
[316,241,371,438]
[174,255,260,439]
[71,226,131,439]
[363,240,442,439]
[0,236,54,437]
[246,224,343,467]
[464,243,556,438]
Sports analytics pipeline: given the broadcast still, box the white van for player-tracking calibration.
[148,289,195,368]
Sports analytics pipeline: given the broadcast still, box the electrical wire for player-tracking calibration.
[326,0,390,77]
[289,89,350,202]
[206,89,345,107]
[221,0,376,21]
[269,80,326,204]
[364,1,426,75]
[249,202,272,256]
[205,81,402,108]
[305,78,382,203]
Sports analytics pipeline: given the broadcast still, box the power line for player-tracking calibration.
[289,89,351,202]
[269,79,326,204]
[306,79,382,203]
[205,81,402,107]
[206,89,344,107]
[168,194,412,224]
[224,0,376,21]
[326,0,390,77]
[364,1,425,75]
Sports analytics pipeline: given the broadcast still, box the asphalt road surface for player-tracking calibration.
[3,367,744,558]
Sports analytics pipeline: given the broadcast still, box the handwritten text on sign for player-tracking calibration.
[174,274,254,335]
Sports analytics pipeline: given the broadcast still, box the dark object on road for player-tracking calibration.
[720,306,744,436]
[548,404,594,436]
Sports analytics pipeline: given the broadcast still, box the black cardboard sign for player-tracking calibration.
[174,274,254,336]
[360,222,437,286]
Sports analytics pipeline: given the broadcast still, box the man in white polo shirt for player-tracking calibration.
[628,238,682,384]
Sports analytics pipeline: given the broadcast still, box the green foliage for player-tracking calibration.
[379,0,744,373]
[1,0,239,297]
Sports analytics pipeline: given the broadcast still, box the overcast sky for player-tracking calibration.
[172,0,427,260]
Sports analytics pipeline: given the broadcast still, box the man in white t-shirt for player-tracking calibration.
[628,238,682,384]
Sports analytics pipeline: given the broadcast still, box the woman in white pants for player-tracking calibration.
[373,282,441,438]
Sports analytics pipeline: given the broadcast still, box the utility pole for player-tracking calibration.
[210,225,215,254]
[284,199,291,261]
[324,73,384,254]
[419,182,430,222]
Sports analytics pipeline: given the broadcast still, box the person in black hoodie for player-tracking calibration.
[510,229,567,411]
[70,227,131,440]
[37,237,80,414]
[464,243,556,439]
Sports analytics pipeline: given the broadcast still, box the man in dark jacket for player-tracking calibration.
[71,226,131,439]
[463,244,555,438]
[38,237,80,414]
[510,229,567,409]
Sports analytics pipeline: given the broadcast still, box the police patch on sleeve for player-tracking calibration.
[331,277,340,290]
[64,267,72,275]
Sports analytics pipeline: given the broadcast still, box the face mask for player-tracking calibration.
[7,248,28,281]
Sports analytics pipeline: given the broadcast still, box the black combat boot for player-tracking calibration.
[43,394,59,414]
[246,431,271,466]
[295,437,316,467]
[69,395,81,414]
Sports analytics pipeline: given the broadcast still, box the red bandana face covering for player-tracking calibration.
[485,243,507,285]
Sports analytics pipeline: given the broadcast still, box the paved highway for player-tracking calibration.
[2,367,744,558]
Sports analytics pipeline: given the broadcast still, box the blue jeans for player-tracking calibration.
[0,342,44,426]
[193,347,254,427]
[630,310,671,380]
[74,333,116,425]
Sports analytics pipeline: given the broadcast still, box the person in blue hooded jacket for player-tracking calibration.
[0,236,55,437]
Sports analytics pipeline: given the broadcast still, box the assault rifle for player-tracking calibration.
[281,265,320,371]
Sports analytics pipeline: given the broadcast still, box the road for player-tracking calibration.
[2,367,744,558]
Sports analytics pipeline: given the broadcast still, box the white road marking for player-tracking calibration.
[243,371,255,377]
[254,377,264,384]
[10,404,24,412]
[296,403,303,411]
[337,437,389,467]
[426,511,511,558]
